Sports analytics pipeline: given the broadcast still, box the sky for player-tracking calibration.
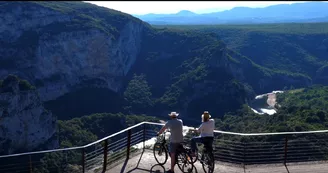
[85,1,308,15]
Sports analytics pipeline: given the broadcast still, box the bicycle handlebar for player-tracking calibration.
[155,129,171,137]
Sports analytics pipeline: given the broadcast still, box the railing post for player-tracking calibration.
[143,124,146,151]
[284,136,288,165]
[243,140,246,166]
[126,129,131,160]
[29,155,32,173]
[103,139,108,172]
[82,148,85,173]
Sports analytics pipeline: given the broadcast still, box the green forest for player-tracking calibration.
[155,23,328,81]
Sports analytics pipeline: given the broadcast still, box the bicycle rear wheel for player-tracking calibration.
[201,152,215,173]
[176,152,194,173]
[182,162,197,173]
[153,142,168,165]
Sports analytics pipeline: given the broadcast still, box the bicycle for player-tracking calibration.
[188,129,215,173]
[153,130,195,173]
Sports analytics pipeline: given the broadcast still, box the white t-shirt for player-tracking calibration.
[198,119,215,137]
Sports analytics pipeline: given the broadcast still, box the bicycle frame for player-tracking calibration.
[154,129,197,173]
[188,129,215,173]
[155,130,169,155]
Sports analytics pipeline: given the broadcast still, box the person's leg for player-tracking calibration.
[170,152,175,171]
[168,143,179,173]
[203,137,214,152]
[191,136,203,153]
[209,137,214,151]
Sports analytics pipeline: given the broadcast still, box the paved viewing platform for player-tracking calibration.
[107,151,328,173]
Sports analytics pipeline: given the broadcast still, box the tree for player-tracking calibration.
[123,74,153,114]
[283,86,288,91]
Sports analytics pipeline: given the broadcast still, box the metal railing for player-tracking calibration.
[1,122,328,173]
[212,129,328,165]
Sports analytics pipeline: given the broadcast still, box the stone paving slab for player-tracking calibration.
[245,164,288,173]
[286,161,328,173]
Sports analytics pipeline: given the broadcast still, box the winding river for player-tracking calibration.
[249,91,284,115]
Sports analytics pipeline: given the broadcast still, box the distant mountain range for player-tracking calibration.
[133,2,328,25]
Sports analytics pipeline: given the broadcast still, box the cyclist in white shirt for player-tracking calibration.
[157,112,183,173]
[190,111,215,156]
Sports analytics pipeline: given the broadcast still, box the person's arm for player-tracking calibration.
[157,123,168,136]
[197,123,203,133]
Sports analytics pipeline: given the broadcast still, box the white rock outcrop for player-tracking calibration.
[0,75,57,154]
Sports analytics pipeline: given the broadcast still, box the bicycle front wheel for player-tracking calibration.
[187,149,198,164]
[153,142,168,165]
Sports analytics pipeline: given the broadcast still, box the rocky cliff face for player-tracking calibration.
[213,49,312,94]
[0,2,311,104]
[0,2,145,101]
[0,2,313,121]
[0,75,57,154]
[0,2,71,41]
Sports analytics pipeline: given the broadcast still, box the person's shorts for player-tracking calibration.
[169,143,181,153]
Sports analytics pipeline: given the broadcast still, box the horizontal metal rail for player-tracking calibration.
[145,121,328,136]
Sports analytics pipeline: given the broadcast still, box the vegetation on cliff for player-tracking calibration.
[123,74,154,114]
[32,1,147,39]
[154,23,328,34]
[1,2,315,123]
[30,113,159,173]
[155,23,328,82]
[0,75,36,93]
[58,113,159,148]
[1,1,327,150]
[1,2,325,133]
[125,25,310,119]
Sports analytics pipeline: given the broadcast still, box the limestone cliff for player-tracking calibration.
[0,2,146,101]
[0,75,57,154]
[0,1,312,121]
